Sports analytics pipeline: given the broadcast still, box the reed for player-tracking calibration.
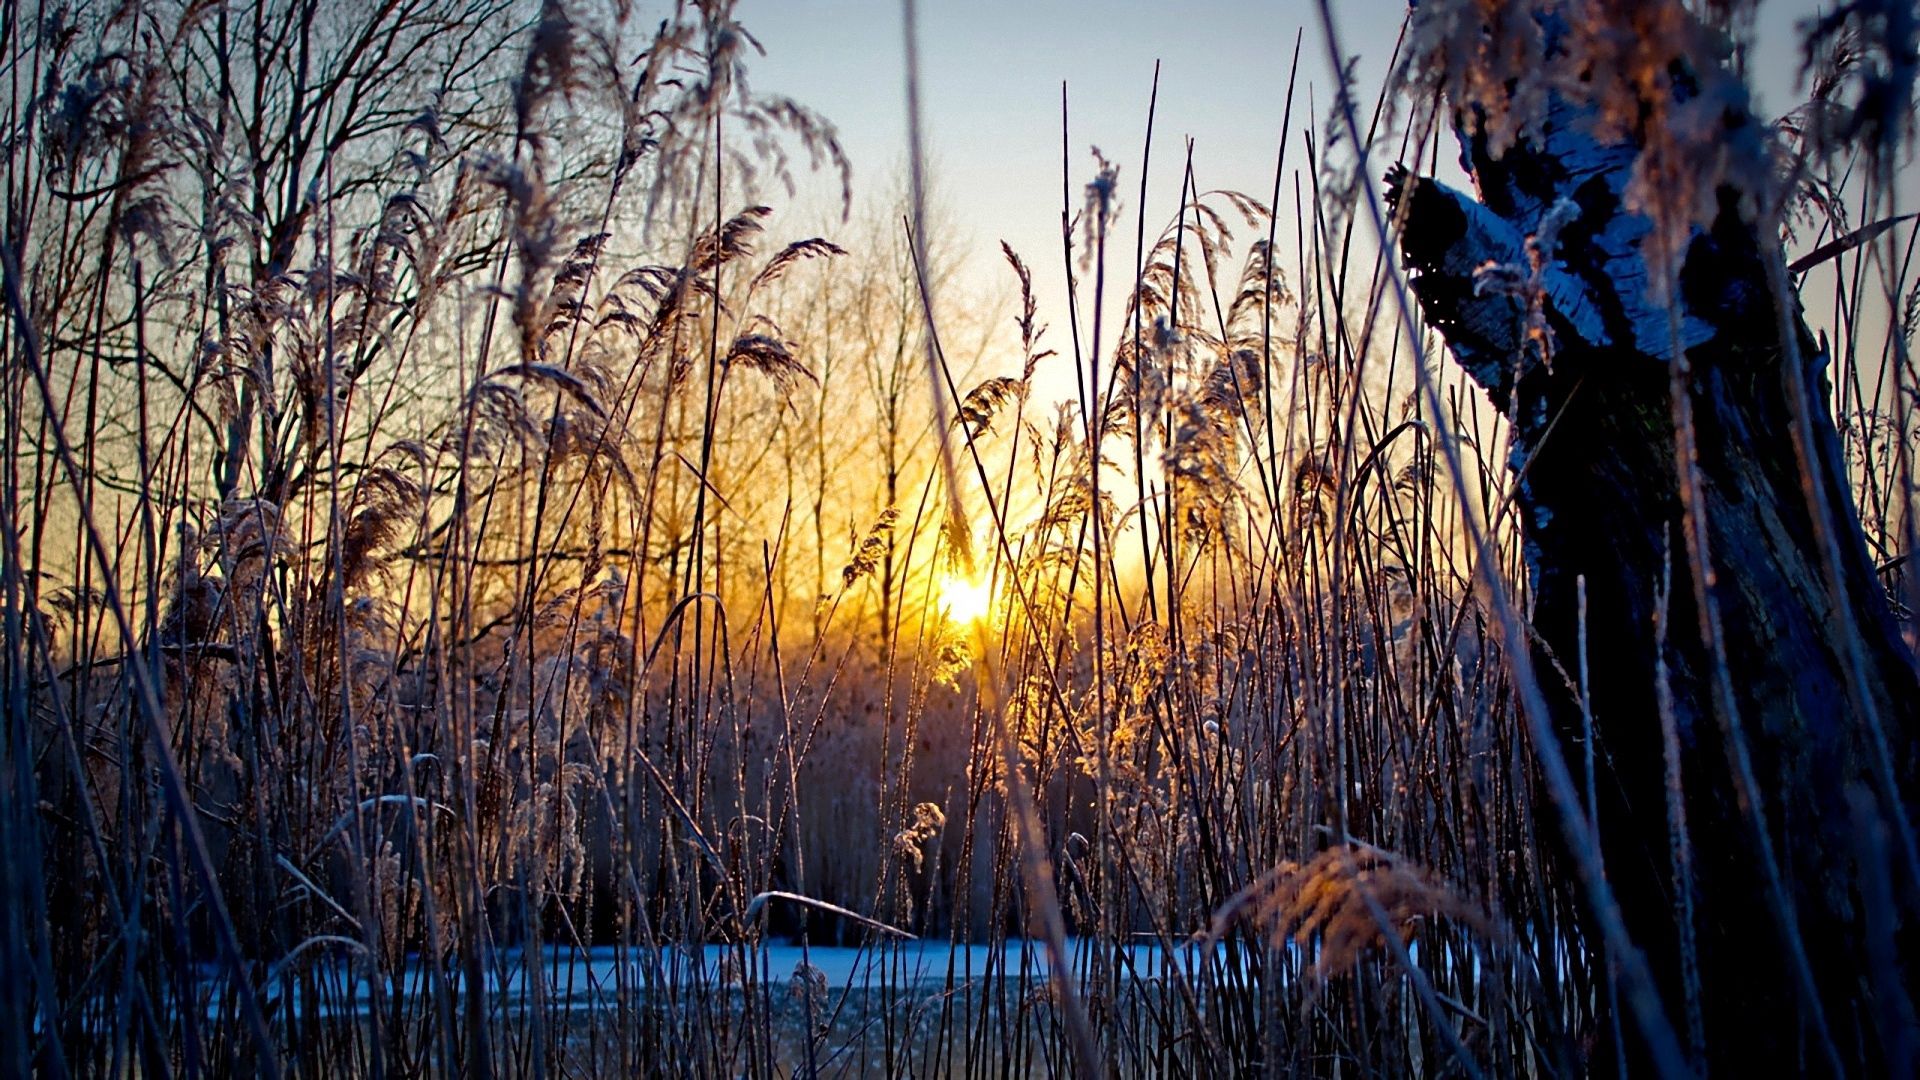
[1,1,1911,1076]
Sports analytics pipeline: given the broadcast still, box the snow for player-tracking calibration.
[193,937,1243,1021]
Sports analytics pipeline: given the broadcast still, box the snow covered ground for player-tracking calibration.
[195,936,1240,1022]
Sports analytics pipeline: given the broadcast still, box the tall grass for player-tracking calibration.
[1,0,1911,1076]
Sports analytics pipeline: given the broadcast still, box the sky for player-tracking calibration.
[731,1,1899,402]
[740,0,1358,384]
[743,0,1339,257]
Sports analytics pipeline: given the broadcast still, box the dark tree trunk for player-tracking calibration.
[1392,12,1920,1077]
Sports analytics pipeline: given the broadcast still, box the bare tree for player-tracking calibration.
[1390,2,1919,1074]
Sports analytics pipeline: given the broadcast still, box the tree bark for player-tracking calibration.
[1392,12,1920,1076]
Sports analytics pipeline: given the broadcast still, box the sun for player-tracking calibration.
[938,573,994,625]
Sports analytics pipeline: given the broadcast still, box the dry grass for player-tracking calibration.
[0,0,1912,1077]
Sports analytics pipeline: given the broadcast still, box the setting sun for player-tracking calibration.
[939,573,995,625]
[11,0,1905,1074]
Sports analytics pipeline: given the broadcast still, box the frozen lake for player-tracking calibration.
[196,936,1249,1021]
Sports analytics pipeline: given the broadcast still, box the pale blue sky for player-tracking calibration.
[734,1,1888,395]
[744,0,1358,338]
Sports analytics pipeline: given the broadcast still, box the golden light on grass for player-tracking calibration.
[938,572,994,625]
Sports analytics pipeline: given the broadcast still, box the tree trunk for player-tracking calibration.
[1392,11,1920,1075]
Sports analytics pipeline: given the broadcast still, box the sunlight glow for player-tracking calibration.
[939,573,994,625]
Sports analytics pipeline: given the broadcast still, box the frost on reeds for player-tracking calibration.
[3,0,1910,1077]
